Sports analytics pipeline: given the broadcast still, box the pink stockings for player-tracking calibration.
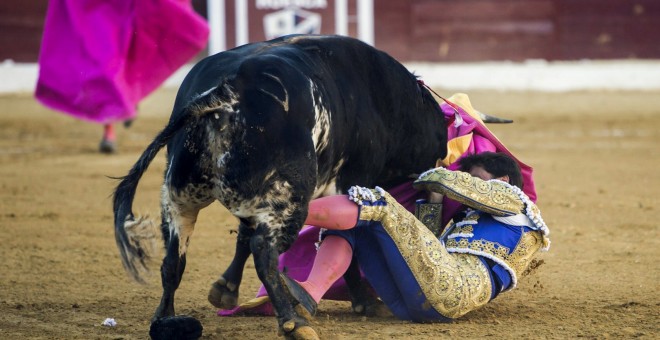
[304,195,359,230]
[298,195,359,302]
[298,236,353,302]
[103,124,116,142]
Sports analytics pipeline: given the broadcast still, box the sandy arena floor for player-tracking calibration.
[0,88,658,339]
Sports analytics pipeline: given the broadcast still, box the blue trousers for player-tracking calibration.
[326,220,455,323]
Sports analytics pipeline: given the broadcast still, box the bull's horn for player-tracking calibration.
[477,110,513,124]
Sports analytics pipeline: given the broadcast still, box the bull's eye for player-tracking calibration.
[214,113,220,120]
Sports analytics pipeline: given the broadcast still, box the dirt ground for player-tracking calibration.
[0,87,658,339]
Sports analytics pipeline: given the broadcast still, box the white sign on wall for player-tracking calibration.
[207,0,373,54]
[263,8,322,39]
[255,0,327,9]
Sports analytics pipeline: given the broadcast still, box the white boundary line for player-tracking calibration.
[3,60,660,94]
[407,60,660,92]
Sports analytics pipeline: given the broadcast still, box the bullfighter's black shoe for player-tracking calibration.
[99,138,116,154]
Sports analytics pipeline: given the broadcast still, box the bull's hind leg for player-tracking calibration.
[251,224,318,340]
[343,260,391,317]
[208,220,253,309]
[152,186,212,322]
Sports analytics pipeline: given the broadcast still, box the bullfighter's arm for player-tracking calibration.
[413,167,525,216]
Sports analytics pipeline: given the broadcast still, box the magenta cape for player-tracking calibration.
[35,0,209,124]
[218,99,537,316]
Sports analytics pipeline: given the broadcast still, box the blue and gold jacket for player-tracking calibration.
[415,167,550,293]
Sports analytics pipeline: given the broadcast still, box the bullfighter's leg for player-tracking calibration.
[251,223,319,340]
[305,195,389,316]
[208,219,253,309]
[152,186,211,322]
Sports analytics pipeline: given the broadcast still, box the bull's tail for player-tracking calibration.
[112,111,191,283]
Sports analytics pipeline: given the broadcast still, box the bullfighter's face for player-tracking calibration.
[468,165,510,184]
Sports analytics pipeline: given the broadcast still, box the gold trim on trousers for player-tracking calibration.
[357,189,492,319]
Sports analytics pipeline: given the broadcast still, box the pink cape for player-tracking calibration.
[218,100,537,317]
[35,0,209,124]
[439,101,537,227]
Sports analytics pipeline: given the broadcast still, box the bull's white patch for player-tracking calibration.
[216,152,229,168]
[166,156,174,182]
[227,179,298,245]
[193,83,239,116]
[263,169,277,182]
[313,178,339,198]
[161,184,211,257]
[310,81,330,154]
[312,158,345,198]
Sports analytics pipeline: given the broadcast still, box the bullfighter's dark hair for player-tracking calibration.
[458,152,523,189]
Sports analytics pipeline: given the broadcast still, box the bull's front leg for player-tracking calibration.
[208,219,253,309]
[251,223,319,340]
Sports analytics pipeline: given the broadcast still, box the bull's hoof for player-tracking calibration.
[351,295,392,317]
[208,276,239,309]
[149,315,203,340]
[278,320,319,340]
[349,282,390,317]
[360,298,393,318]
[280,272,317,317]
[293,303,314,323]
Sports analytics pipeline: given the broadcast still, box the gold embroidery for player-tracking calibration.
[414,201,443,237]
[448,224,474,236]
[464,214,480,221]
[357,190,492,319]
[508,231,543,279]
[414,168,524,216]
[445,231,543,288]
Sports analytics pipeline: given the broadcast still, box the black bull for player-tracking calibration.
[113,34,447,338]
